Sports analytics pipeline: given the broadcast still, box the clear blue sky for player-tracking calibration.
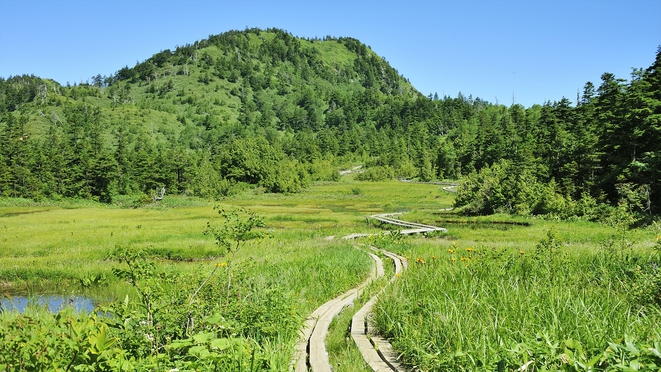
[1,0,659,107]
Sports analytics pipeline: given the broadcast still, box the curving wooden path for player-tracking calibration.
[349,247,408,372]
[292,214,444,372]
[371,213,447,235]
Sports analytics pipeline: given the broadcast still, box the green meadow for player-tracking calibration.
[371,212,661,371]
[1,180,660,370]
[0,180,449,291]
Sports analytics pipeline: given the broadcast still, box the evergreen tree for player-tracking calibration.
[0,113,34,197]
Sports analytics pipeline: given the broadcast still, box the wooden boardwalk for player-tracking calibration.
[350,247,408,371]
[371,213,447,234]
[292,252,384,372]
[292,213,444,371]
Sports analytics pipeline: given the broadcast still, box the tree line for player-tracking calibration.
[0,28,659,217]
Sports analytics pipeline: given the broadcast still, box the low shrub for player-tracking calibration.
[355,165,395,182]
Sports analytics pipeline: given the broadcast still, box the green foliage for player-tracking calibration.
[219,137,309,193]
[454,159,609,218]
[188,153,237,199]
[2,29,660,218]
[373,234,661,371]
[454,159,556,215]
[0,311,130,371]
[205,207,267,256]
[108,245,173,329]
[166,332,266,371]
[0,75,46,112]
[533,227,566,283]
[629,235,661,308]
[205,207,268,307]
[307,158,341,182]
[355,165,395,181]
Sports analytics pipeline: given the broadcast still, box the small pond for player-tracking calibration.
[1,295,96,313]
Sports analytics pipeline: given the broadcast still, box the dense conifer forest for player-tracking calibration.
[1,28,660,217]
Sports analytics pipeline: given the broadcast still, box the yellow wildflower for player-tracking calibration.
[447,249,455,254]
[416,257,425,264]
[519,250,525,255]
[215,262,228,268]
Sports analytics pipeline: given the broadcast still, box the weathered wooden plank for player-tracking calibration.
[293,214,442,372]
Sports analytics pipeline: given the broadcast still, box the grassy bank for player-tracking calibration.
[372,212,661,371]
[0,180,450,370]
[2,180,659,370]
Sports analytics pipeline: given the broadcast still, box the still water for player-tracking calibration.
[1,295,96,313]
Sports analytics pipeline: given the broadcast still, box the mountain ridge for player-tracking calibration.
[1,28,660,218]
[0,27,429,201]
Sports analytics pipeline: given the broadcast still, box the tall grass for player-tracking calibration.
[0,181,451,290]
[372,233,661,371]
[7,181,657,369]
[3,182,421,369]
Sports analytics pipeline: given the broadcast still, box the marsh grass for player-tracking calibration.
[1,181,430,368]
[0,205,216,290]
[0,180,450,288]
[372,219,661,371]
[4,181,656,369]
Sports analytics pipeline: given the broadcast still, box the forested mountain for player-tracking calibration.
[1,28,660,216]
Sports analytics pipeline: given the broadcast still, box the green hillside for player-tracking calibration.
[1,28,660,219]
[3,28,417,138]
[0,28,421,200]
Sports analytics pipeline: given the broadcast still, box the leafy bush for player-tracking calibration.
[307,158,341,182]
[189,155,239,199]
[350,187,363,195]
[0,311,130,370]
[455,160,606,218]
[259,159,309,193]
[355,165,395,181]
